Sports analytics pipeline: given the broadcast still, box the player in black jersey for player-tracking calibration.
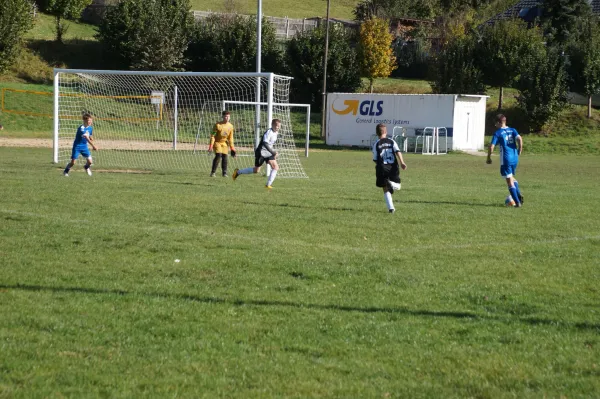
[372,123,407,213]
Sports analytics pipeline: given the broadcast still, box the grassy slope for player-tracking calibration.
[0,148,599,397]
[189,0,359,19]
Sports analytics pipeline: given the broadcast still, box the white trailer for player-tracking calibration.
[325,93,488,152]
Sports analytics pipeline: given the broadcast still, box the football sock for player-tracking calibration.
[384,192,394,211]
[84,164,90,170]
[238,167,254,175]
[221,154,228,175]
[266,163,272,176]
[63,165,71,174]
[509,186,520,204]
[514,180,522,197]
[211,155,220,173]
[266,169,278,186]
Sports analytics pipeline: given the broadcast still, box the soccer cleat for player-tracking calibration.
[265,185,273,190]
[518,194,524,204]
[210,172,216,177]
[86,168,92,176]
[232,169,239,181]
[514,202,522,208]
[63,173,69,177]
[389,209,395,214]
[223,174,228,178]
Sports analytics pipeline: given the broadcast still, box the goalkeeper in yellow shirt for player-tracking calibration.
[208,110,236,177]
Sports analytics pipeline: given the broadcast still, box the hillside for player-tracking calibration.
[188,0,359,20]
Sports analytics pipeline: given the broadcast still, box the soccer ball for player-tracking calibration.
[505,195,516,207]
[388,181,401,191]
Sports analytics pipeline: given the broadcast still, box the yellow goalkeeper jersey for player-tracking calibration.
[210,122,234,147]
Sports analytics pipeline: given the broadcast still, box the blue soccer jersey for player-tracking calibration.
[491,127,519,166]
[73,125,93,149]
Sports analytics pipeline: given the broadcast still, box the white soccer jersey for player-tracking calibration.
[259,128,278,157]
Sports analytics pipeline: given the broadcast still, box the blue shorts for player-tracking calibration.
[500,163,517,178]
[71,146,91,160]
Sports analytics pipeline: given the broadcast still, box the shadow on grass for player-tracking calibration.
[22,39,107,83]
[241,200,356,212]
[2,283,599,332]
[405,200,501,208]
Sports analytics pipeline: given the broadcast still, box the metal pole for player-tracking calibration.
[305,105,310,157]
[255,0,262,147]
[53,69,60,163]
[173,85,178,150]
[320,0,331,139]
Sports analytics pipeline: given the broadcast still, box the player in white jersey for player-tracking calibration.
[373,123,407,213]
[232,119,281,189]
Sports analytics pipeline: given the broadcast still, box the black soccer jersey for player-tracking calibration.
[373,137,401,167]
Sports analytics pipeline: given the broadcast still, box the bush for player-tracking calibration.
[0,0,34,73]
[186,14,284,74]
[286,25,362,108]
[515,48,569,132]
[430,36,485,94]
[392,37,431,79]
[97,0,194,71]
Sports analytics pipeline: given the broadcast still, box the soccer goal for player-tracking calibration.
[53,69,308,177]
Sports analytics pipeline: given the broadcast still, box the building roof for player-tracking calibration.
[486,0,600,24]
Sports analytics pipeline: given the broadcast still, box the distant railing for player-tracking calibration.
[192,11,319,40]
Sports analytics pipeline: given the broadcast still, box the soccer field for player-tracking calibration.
[0,147,599,398]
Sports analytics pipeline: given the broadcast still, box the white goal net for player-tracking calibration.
[53,69,308,178]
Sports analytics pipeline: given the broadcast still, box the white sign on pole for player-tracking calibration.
[151,91,165,104]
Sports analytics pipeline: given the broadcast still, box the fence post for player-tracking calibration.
[286,17,290,39]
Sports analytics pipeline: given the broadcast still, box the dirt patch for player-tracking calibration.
[0,138,52,148]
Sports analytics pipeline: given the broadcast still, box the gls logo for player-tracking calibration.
[332,100,384,116]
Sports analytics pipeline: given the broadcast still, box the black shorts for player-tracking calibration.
[376,164,400,188]
[255,152,275,168]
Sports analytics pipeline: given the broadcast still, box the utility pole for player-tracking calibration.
[320,0,331,139]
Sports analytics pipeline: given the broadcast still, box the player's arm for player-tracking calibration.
[395,150,407,170]
[84,134,97,151]
[208,124,217,151]
[516,134,523,156]
[228,128,236,155]
[487,133,498,164]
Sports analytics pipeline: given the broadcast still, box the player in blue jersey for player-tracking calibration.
[487,114,523,207]
[373,123,407,213]
[63,114,97,177]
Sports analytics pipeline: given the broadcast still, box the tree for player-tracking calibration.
[540,0,591,47]
[358,17,397,92]
[515,48,569,132]
[430,36,486,94]
[475,20,545,110]
[38,0,93,43]
[353,0,438,21]
[566,16,600,118]
[186,14,284,74]
[0,0,34,73]
[286,25,362,108]
[97,0,194,71]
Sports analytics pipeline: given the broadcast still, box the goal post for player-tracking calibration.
[222,100,311,157]
[53,68,308,177]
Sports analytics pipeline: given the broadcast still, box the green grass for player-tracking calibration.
[362,77,433,94]
[190,0,359,19]
[0,147,599,397]
[25,12,98,41]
